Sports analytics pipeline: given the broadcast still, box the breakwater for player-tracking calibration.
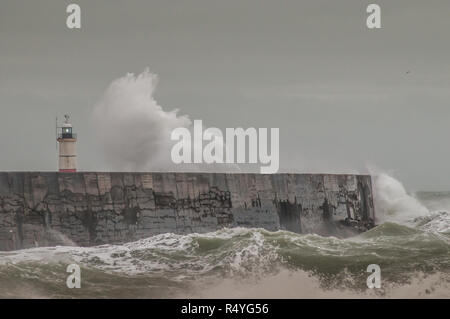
[0,172,375,250]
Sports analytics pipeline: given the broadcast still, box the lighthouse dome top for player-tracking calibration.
[62,114,73,128]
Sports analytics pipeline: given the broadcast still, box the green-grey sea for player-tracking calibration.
[0,191,449,298]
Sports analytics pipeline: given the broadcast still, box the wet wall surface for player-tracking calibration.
[0,172,375,250]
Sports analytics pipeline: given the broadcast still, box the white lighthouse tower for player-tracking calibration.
[57,115,77,172]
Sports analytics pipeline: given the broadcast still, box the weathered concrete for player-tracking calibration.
[0,172,375,250]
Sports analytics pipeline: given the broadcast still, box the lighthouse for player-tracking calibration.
[57,115,77,172]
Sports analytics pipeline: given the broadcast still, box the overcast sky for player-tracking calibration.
[1,0,450,190]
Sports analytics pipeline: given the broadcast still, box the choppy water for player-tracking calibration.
[0,176,449,298]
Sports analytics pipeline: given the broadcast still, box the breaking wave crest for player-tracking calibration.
[0,222,448,298]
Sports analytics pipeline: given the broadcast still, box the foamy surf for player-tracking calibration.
[0,220,448,298]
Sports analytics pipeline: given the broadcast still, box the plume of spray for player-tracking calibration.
[92,69,239,172]
[368,166,429,225]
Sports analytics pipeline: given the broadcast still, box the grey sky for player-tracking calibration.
[1,0,449,190]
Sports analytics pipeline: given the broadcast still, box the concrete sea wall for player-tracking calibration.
[0,172,375,251]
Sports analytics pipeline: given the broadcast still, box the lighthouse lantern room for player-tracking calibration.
[57,114,77,172]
